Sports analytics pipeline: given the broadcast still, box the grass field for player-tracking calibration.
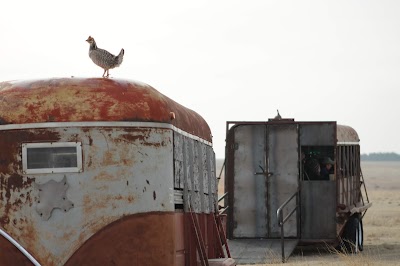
[216,160,400,265]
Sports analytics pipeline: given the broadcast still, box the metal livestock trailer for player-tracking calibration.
[223,117,371,263]
[0,78,234,266]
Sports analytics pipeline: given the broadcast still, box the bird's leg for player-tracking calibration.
[102,69,107,78]
[106,70,110,78]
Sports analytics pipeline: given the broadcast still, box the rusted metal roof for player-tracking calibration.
[0,78,212,142]
[337,125,359,143]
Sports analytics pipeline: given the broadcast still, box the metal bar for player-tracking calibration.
[276,191,298,225]
[276,190,299,263]
[0,228,41,266]
[296,191,301,239]
[218,192,228,203]
[281,217,285,263]
[282,207,298,225]
[360,169,370,218]
[219,206,229,215]
[189,212,208,266]
[216,215,232,258]
[211,214,225,258]
[225,123,235,239]
[188,197,209,266]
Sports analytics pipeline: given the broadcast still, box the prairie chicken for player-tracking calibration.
[86,36,124,78]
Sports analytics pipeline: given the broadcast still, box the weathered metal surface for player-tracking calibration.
[267,124,298,238]
[174,132,217,214]
[174,133,184,189]
[0,78,221,265]
[35,175,74,220]
[301,181,336,239]
[226,121,301,240]
[232,125,267,238]
[337,124,359,143]
[209,148,217,213]
[65,212,176,266]
[225,119,366,261]
[0,78,212,142]
[0,126,174,265]
[175,212,185,266]
[299,122,336,146]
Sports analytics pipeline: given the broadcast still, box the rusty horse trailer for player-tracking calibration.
[0,78,234,266]
[223,117,371,263]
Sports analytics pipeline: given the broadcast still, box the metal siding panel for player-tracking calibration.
[186,138,194,192]
[204,194,210,213]
[196,142,206,213]
[267,124,298,238]
[186,138,201,212]
[0,127,174,265]
[194,191,201,213]
[174,133,184,189]
[202,144,209,195]
[301,181,336,239]
[299,123,335,146]
[193,141,200,193]
[183,136,189,213]
[207,147,216,213]
[232,125,267,238]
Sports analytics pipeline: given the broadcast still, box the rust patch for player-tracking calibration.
[0,78,212,142]
[83,193,136,216]
[117,128,170,148]
[0,128,61,174]
[120,133,147,143]
[0,174,35,227]
[0,128,58,226]
[127,195,134,203]
[65,212,176,266]
[5,174,34,197]
[93,171,119,181]
[88,135,93,146]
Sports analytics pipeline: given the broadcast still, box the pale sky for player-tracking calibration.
[1,1,399,158]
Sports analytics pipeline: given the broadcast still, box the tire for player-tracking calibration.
[357,217,364,251]
[342,214,363,253]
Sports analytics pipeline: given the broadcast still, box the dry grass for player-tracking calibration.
[217,160,400,265]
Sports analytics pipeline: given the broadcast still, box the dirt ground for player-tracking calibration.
[217,160,400,265]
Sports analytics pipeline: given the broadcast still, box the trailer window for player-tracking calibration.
[22,142,82,174]
[301,146,335,181]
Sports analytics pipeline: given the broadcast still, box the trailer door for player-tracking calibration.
[231,125,268,238]
[267,124,299,238]
[230,123,299,238]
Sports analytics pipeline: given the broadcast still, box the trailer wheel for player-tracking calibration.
[342,214,363,253]
[357,217,364,251]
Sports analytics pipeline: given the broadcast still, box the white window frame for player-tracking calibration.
[22,142,83,174]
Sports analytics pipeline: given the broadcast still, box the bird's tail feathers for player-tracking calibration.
[116,48,124,66]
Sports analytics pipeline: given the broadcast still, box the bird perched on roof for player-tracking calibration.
[274,109,282,120]
[86,36,124,78]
